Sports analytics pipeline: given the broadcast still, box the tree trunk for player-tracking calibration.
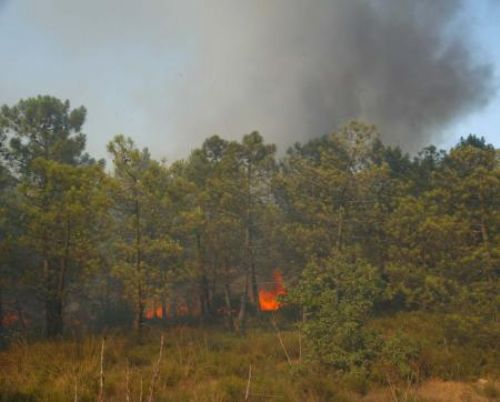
[210,255,218,313]
[46,217,71,338]
[161,301,168,322]
[0,286,4,344]
[134,196,145,340]
[236,274,249,335]
[46,264,63,338]
[246,221,260,314]
[199,274,210,317]
[223,284,235,332]
[44,258,64,338]
[171,299,177,320]
[223,259,235,332]
[15,299,27,333]
[222,259,235,331]
[46,294,63,337]
[196,234,211,318]
[135,283,145,338]
[336,206,344,250]
[250,259,259,313]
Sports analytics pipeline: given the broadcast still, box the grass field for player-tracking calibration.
[0,313,499,401]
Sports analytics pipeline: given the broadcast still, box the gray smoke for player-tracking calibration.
[8,0,497,153]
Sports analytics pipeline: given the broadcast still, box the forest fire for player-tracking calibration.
[145,303,190,319]
[1,312,20,327]
[145,306,164,320]
[259,271,286,311]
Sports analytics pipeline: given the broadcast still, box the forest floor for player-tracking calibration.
[0,313,498,401]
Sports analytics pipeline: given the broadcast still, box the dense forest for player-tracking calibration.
[0,95,499,401]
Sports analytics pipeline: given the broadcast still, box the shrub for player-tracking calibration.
[287,252,384,370]
[379,333,422,383]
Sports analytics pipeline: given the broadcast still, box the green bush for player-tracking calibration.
[288,252,384,370]
[380,333,422,382]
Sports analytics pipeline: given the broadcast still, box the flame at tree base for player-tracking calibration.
[144,303,190,320]
[259,271,286,311]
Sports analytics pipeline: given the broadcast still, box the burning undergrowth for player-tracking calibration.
[259,271,287,312]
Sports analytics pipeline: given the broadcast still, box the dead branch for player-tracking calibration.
[244,364,252,401]
[98,338,105,402]
[125,360,131,402]
[139,376,143,402]
[271,315,292,366]
[147,334,165,402]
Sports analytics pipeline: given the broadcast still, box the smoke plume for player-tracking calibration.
[7,0,497,153]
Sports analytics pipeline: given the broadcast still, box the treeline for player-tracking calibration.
[0,96,498,352]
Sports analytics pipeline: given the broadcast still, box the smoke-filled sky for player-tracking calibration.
[0,0,499,160]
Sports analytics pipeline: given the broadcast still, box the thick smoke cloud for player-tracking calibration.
[13,0,497,152]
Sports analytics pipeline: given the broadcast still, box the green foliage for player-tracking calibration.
[276,121,399,277]
[379,333,422,382]
[289,252,384,370]
[16,159,111,335]
[0,95,93,173]
[370,312,500,381]
[0,95,499,396]
[107,135,184,331]
[385,138,500,319]
[0,95,108,337]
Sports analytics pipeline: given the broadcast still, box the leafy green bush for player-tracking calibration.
[378,333,422,383]
[288,252,384,370]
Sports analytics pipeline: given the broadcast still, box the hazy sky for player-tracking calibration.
[0,0,499,161]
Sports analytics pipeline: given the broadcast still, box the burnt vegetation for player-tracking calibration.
[0,96,499,401]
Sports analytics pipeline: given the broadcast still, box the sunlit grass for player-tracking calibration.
[0,314,498,401]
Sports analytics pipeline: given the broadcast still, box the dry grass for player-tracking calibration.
[0,319,498,401]
[361,379,500,402]
[0,327,319,402]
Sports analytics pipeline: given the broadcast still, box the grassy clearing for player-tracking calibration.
[0,314,498,401]
[0,326,315,402]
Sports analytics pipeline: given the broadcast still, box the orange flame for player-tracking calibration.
[145,305,163,320]
[144,302,192,320]
[1,312,20,326]
[259,271,286,311]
